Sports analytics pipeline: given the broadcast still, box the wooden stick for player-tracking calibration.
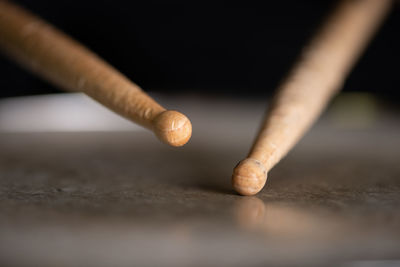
[232,0,391,195]
[0,0,191,147]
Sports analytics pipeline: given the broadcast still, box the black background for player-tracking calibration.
[0,1,399,99]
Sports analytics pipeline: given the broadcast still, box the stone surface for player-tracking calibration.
[0,94,399,266]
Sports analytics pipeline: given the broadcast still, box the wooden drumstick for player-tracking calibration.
[232,0,391,195]
[0,0,191,147]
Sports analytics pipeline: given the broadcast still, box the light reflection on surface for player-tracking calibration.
[234,196,343,238]
[233,195,400,258]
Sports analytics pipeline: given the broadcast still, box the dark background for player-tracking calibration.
[0,0,399,99]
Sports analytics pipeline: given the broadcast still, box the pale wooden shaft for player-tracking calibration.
[0,0,165,129]
[249,0,391,170]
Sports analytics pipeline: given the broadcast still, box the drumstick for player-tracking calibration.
[0,0,192,147]
[232,0,391,195]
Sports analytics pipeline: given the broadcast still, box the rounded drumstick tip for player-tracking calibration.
[153,110,192,147]
[232,158,267,196]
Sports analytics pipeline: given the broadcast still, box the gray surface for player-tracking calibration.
[0,95,400,266]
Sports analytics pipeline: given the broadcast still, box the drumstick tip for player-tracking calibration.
[232,158,267,196]
[153,110,192,147]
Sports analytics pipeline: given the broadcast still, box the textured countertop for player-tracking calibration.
[0,93,399,266]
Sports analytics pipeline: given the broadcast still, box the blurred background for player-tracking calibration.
[1,2,400,266]
[0,0,399,100]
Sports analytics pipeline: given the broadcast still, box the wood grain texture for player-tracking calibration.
[232,0,392,195]
[0,0,191,146]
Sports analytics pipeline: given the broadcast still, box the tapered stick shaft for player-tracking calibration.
[232,0,391,195]
[0,0,191,146]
